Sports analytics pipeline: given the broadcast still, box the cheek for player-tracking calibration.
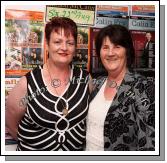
[100,51,106,60]
[71,47,75,53]
[47,44,56,51]
[100,54,105,64]
[119,54,127,65]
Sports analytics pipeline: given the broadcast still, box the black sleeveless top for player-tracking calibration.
[17,65,90,151]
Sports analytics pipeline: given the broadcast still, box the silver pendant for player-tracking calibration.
[51,79,61,88]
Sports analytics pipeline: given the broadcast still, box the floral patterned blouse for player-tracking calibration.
[89,70,155,151]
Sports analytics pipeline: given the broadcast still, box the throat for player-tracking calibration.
[104,85,117,101]
[107,68,127,83]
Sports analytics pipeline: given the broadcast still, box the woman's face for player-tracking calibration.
[47,28,75,66]
[100,36,127,74]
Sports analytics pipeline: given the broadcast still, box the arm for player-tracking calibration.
[88,75,93,93]
[5,76,27,140]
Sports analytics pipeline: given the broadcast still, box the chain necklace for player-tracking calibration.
[46,63,70,116]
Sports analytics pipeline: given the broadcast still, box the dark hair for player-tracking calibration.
[45,17,77,44]
[95,24,135,69]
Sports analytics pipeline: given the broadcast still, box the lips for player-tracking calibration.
[106,58,118,61]
[59,53,68,56]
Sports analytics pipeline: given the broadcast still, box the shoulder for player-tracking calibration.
[127,71,154,86]
[25,65,43,79]
[130,72,155,102]
[123,70,154,93]
[133,72,154,86]
[150,40,155,43]
[92,76,106,89]
[124,70,149,83]
[72,65,89,77]
[15,76,27,89]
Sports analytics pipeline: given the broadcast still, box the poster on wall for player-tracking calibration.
[89,27,107,76]
[96,17,129,28]
[5,77,20,145]
[129,15,155,78]
[130,5,155,17]
[129,18,155,31]
[96,5,129,28]
[72,26,89,70]
[77,26,88,49]
[45,5,96,26]
[97,5,129,17]
[5,9,44,76]
[130,30,155,70]
[73,49,88,70]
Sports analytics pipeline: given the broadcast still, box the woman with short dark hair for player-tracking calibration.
[86,24,155,151]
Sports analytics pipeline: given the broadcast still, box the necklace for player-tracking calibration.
[46,63,70,116]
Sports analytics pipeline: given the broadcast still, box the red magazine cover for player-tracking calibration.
[89,27,107,76]
[130,30,155,69]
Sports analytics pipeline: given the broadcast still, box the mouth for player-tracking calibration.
[58,53,69,56]
[106,58,118,61]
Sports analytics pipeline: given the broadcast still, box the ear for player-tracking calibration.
[46,44,48,51]
[45,40,49,51]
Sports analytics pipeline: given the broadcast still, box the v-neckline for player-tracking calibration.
[39,65,74,98]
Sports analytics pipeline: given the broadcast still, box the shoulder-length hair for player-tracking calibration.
[95,24,135,69]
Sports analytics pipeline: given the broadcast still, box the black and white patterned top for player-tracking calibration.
[17,65,90,151]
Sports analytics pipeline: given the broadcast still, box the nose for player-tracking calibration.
[107,46,115,56]
[61,42,67,51]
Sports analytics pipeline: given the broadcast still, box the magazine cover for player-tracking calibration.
[130,5,155,17]
[77,26,88,48]
[5,9,44,76]
[22,47,43,69]
[89,27,107,77]
[72,26,89,70]
[73,49,88,70]
[5,77,20,145]
[130,30,155,69]
[96,5,129,28]
[96,5,129,17]
[5,47,22,70]
[129,6,155,78]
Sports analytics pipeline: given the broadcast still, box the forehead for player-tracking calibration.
[51,28,74,39]
[102,36,113,44]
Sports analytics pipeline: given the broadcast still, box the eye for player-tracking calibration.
[54,41,61,44]
[115,45,121,49]
[68,42,75,46]
[102,45,109,50]
[67,42,75,46]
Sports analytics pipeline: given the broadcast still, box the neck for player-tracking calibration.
[107,67,127,83]
[46,59,70,79]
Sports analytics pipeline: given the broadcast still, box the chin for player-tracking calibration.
[105,65,118,72]
[64,61,73,65]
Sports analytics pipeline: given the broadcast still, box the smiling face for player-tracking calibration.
[46,28,76,66]
[146,32,152,42]
[100,36,127,75]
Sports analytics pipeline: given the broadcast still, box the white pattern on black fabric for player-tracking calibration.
[17,66,89,151]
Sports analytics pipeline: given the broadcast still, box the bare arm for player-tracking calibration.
[5,76,27,140]
[88,75,93,93]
